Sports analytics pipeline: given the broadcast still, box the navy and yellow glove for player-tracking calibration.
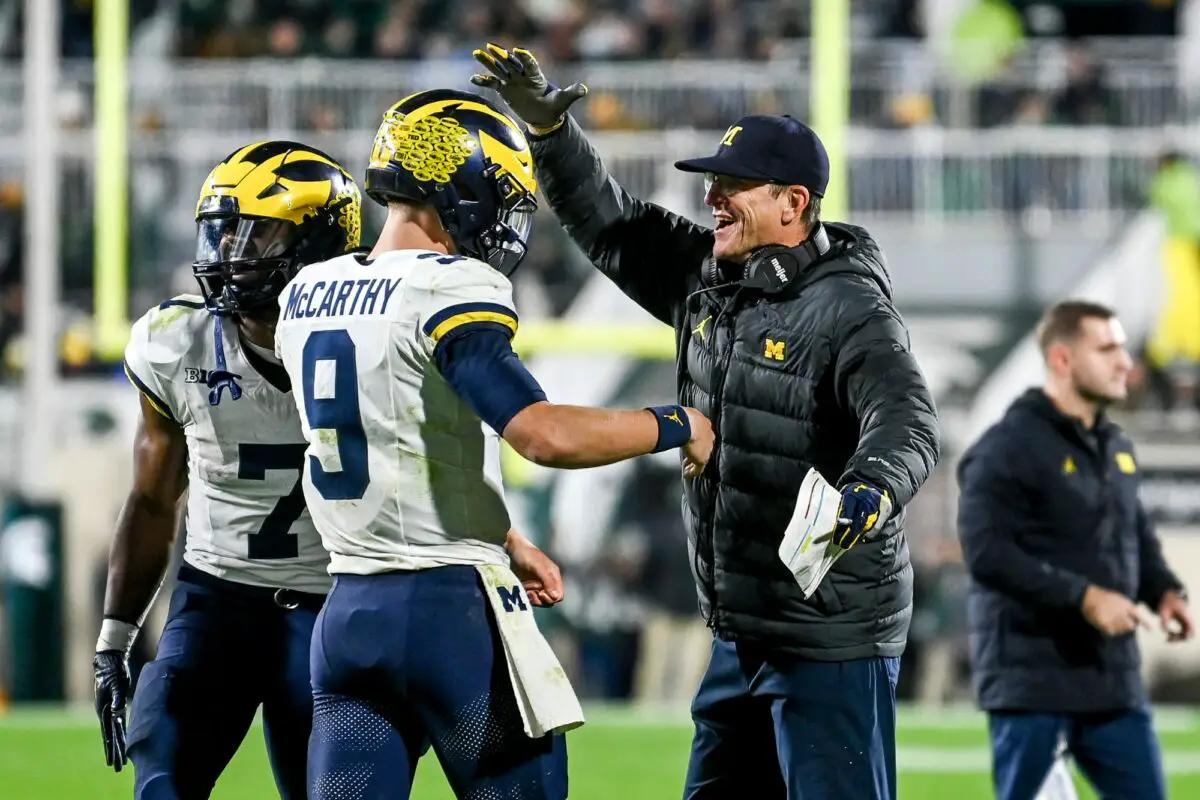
[471,43,588,131]
[833,482,893,550]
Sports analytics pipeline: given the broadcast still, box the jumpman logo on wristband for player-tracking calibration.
[665,410,684,425]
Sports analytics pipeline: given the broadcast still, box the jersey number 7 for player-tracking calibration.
[238,443,307,560]
[301,329,371,500]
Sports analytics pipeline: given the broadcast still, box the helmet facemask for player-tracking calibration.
[193,213,304,321]
[192,194,354,322]
[430,165,536,277]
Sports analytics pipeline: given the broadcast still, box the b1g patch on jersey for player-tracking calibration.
[183,366,244,407]
[183,315,245,406]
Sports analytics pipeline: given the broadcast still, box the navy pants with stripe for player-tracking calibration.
[989,707,1166,800]
[126,569,321,800]
[308,566,567,800]
[683,637,900,800]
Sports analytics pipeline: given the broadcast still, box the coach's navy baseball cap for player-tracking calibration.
[674,114,829,197]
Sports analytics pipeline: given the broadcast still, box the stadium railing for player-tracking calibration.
[0,124,1182,240]
[0,38,1192,134]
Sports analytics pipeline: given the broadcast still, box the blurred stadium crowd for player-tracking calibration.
[0,0,1182,129]
[42,0,913,62]
[1,0,1200,708]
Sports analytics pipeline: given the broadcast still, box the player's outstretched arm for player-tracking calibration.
[472,44,710,326]
[504,401,712,473]
[435,325,713,473]
[93,392,188,772]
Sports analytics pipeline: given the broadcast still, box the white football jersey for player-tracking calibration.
[273,250,515,575]
[124,296,331,593]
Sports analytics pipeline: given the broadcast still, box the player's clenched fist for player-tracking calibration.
[506,529,564,607]
[683,408,714,478]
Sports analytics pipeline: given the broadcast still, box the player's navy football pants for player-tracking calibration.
[308,565,568,800]
[683,637,900,800]
[126,566,324,800]
[989,707,1166,800]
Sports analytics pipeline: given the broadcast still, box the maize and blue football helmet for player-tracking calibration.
[192,141,362,318]
[365,89,538,276]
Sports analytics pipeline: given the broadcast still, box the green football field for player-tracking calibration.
[3,704,1199,798]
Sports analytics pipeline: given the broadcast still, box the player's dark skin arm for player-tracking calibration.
[102,393,189,623]
[502,401,712,474]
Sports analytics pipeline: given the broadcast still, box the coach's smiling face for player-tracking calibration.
[704,172,812,263]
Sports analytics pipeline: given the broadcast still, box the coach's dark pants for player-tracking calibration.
[126,567,322,800]
[989,707,1166,800]
[683,637,900,800]
[308,566,567,800]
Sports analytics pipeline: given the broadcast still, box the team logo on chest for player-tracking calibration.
[763,338,786,361]
[184,366,243,406]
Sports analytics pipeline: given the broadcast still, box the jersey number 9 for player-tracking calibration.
[301,330,370,500]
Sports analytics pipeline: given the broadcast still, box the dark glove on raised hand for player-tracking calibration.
[471,43,588,131]
[93,650,131,772]
[833,482,894,550]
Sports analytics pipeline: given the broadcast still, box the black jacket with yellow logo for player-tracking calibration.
[958,389,1183,712]
[530,118,940,660]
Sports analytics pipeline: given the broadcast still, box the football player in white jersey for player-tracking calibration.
[274,89,714,799]
[90,141,363,799]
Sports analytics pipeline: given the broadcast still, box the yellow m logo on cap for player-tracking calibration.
[721,125,743,147]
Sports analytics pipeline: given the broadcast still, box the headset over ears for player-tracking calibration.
[702,224,831,294]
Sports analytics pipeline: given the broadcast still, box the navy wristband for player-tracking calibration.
[646,405,691,452]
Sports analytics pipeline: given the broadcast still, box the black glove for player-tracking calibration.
[470,43,588,130]
[93,650,131,772]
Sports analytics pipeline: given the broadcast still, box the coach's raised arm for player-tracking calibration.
[474,42,940,800]
[473,46,708,327]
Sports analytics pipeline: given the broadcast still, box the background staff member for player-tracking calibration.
[958,299,1193,800]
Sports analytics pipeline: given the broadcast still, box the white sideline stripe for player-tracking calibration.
[895,706,1200,733]
[3,710,1200,775]
[3,703,1198,734]
[579,703,1200,732]
[898,748,1200,775]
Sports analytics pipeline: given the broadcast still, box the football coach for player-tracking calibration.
[473,44,940,799]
